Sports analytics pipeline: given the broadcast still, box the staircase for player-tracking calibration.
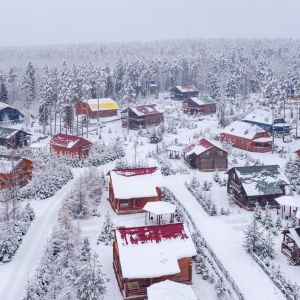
[288,259,300,266]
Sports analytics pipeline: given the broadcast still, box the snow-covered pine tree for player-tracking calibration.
[80,236,91,263]
[215,277,227,298]
[97,212,115,245]
[244,217,262,253]
[260,230,276,261]
[253,202,262,223]
[75,253,107,300]
[0,82,8,103]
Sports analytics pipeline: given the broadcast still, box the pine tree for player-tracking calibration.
[215,277,227,298]
[75,253,107,300]
[0,225,19,262]
[97,212,115,245]
[22,279,38,300]
[260,230,275,260]
[263,210,274,230]
[0,82,8,103]
[253,202,262,222]
[244,217,262,253]
[80,237,91,263]
[19,61,35,110]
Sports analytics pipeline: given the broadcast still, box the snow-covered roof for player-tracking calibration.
[147,280,197,300]
[243,110,287,126]
[0,102,13,110]
[0,156,22,174]
[143,201,176,215]
[115,223,197,278]
[174,86,199,93]
[229,165,289,196]
[0,127,19,139]
[289,227,300,248]
[252,137,273,142]
[50,133,90,148]
[128,104,163,116]
[84,98,119,111]
[183,138,223,156]
[188,96,215,105]
[222,121,268,140]
[276,195,300,207]
[109,167,163,199]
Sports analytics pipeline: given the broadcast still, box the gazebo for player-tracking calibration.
[143,201,176,225]
[147,280,197,300]
[166,145,183,159]
[276,195,300,220]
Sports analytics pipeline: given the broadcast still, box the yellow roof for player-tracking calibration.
[86,98,119,111]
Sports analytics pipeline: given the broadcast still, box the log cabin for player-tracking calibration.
[0,127,31,149]
[113,223,197,300]
[182,96,216,115]
[107,167,163,215]
[281,227,300,266]
[76,98,119,118]
[243,109,291,136]
[220,121,273,152]
[183,138,228,171]
[121,104,164,130]
[0,155,33,189]
[0,102,23,123]
[50,133,92,158]
[170,86,199,100]
[226,165,289,210]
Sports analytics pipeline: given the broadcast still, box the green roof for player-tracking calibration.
[198,96,215,104]
[232,165,289,196]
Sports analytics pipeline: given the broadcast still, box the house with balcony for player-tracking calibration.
[243,110,291,136]
[220,121,273,152]
[281,227,300,266]
[226,165,289,210]
[107,167,163,215]
[113,222,197,299]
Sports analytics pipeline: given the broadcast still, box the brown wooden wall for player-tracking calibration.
[50,139,91,158]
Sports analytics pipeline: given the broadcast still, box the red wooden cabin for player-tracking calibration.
[113,223,197,300]
[183,138,228,171]
[50,133,92,158]
[281,227,300,266]
[182,96,216,115]
[220,121,272,152]
[76,98,119,118]
[0,156,33,189]
[107,167,163,215]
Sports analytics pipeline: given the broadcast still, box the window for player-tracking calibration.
[219,151,223,156]
[231,138,235,143]
[127,281,140,290]
[239,140,244,145]
[206,151,210,156]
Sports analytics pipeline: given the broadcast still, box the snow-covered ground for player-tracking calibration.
[1,94,300,300]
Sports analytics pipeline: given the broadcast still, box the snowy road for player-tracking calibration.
[0,172,81,300]
[164,175,286,300]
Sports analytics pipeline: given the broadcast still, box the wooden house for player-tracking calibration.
[147,280,197,300]
[226,165,289,210]
[170,86,199,100]
[107,167,163,215]
[0,127,31,149]
[121,104,164,130]
[182,96,216,115]
[50,133,92,158]
[220,121,273,152]
[0,156,33,189]
[281,227,300,266]
[76,98,119,118]
[183,138,228,171]
[113,223,197,300]
[0,102,23,123]
[243,110,291,136]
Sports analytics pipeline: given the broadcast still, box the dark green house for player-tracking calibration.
[226,165,289,210]
[0,127,31,149]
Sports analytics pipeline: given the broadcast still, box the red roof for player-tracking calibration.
[113,167,157,177]
[183,138,214,154]
[131,104,162,116]
[118,223,189,245]
[50,133,90,148]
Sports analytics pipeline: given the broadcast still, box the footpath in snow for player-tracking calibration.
[164,175,286,300]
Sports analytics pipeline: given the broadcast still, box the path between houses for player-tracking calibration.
[164,175,285,300]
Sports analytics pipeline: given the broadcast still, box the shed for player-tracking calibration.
[143,201,176,225]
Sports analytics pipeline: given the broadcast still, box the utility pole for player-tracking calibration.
[127,97,129,135]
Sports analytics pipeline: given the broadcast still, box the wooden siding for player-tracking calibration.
[182,100,216,115]
[121,111,164,129]
[50,138,91,158]
[184,146,227,171]
[227,169,283,210]
[76,101,117,118]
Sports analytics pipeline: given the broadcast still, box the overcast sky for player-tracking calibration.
[1,0,300,47]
